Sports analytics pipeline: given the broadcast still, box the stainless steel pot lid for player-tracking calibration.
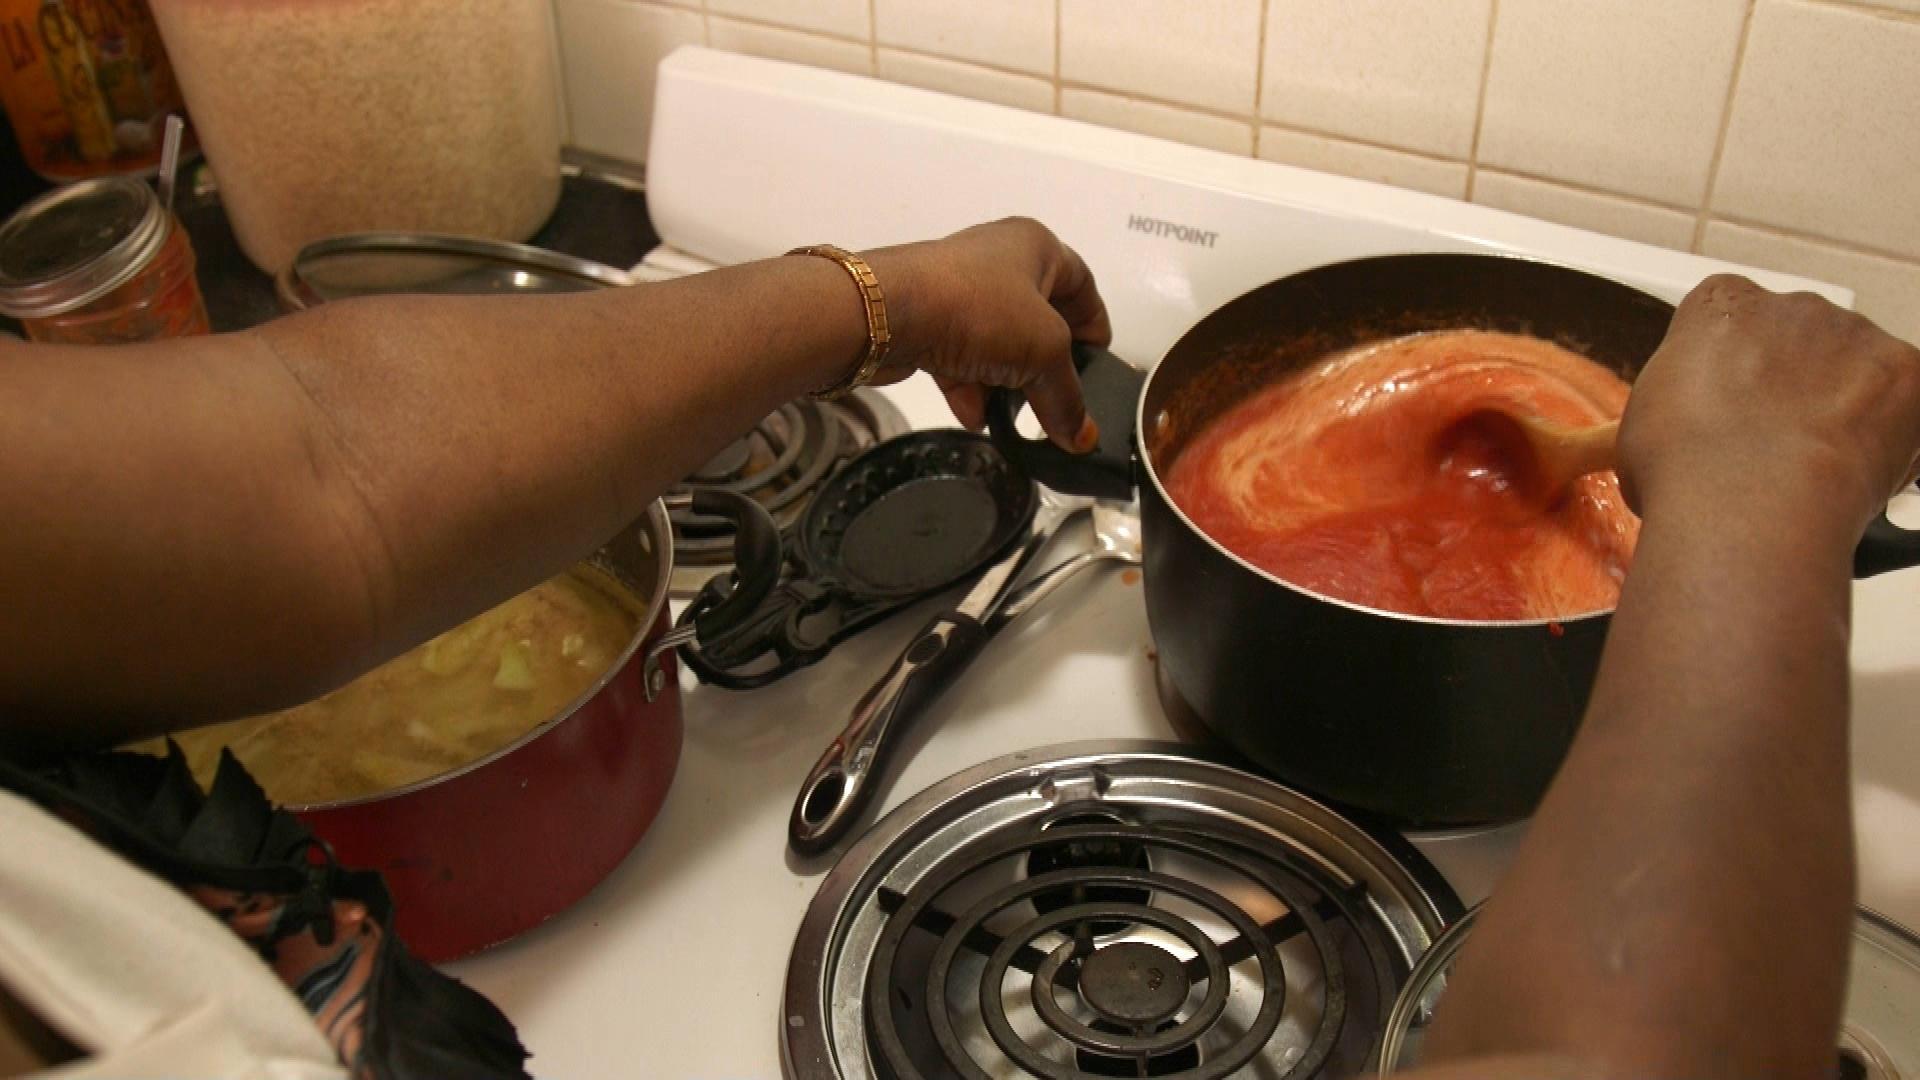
[276,231,633,311]
[1379,903,1920,1078]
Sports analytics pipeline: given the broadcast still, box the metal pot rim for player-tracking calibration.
[1377,902,1920,1076]
[274,231,634,312]
[1132,250,1660,630]
[287,499,676,812]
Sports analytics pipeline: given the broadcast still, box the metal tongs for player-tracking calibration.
[787,501,1139,855]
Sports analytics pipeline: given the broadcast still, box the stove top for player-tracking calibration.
[668,389,908,598]
[442,50,1920,1080]
[785,742,1462,1079]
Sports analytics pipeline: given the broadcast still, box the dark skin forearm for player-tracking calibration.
[0,256,864,742]
[1412,278,1920,1079]
[0,219,1109,748]
[1419,476,1856,1077]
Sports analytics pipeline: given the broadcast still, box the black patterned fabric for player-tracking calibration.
[0,745,531,1080]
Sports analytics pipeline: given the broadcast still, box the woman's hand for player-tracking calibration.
[1618,275,1920,535]
[863,217,1112,451]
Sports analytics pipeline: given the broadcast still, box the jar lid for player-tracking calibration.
[0,177,168,318]
[275,232,631,311]
[1379,904,1920,1078]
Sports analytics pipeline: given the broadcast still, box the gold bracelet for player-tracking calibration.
[788,244,891,401]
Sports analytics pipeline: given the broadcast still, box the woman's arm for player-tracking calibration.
[0,218,1107,747]
[1414,279,1920,1078]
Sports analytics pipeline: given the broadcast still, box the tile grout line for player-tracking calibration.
[1693,0,1759,254]
[1056,79,1310,131]
[703,11,871,48]
[1803,0,1920,23]
[1706,212,1920,268]
[1259,117,1470,169]
[866,0,878,73]
[1474,162,1702,215]
[1053,0,1063,115]
[1463,0,1500,201]
[843,45,1486,172]
[545,0,572,146]
[870,43,1058,83]
[1250,0,1273,157]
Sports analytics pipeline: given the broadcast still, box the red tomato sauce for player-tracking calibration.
[1163,331,1638,620]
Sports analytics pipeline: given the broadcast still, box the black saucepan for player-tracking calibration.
[989,253,1920,826]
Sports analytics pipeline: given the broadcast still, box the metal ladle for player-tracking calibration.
[990,501,1142,628]
[788,499,1143,856]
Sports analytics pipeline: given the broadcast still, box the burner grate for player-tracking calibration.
[782,745,1463,1080]
[865,820,1390,1080]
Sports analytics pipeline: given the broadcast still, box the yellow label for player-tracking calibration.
[0,0,182,177]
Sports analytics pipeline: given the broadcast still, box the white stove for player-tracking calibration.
[446,47,1920,1077]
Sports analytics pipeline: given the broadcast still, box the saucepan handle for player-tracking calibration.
[986,343,1145,501]
[644,489,783,701]
[1853,500,1920,578]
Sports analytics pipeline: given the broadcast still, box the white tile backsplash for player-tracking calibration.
[1260,0,1492,159]
[550,0,1920,312]
[1257,127,1468,199]
[1713,1,1920,261]
[709,17,873,76]
[877,49,1054,113]
[1473,170,1698,251]
[1061,87,1254,155]
[875,0,1053,75]
[705,0,868,39]
[1703,222,1920,346]
[1477,0,1747,205]
[1060,0,1262,114]
[553,0,704,163]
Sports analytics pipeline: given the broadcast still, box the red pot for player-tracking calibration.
[294,505,683,962]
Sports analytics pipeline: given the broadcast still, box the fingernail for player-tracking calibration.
[1073,416,1100,453]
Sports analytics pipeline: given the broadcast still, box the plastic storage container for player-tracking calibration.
[0,174,208,343]
[147,0,563,275]
[0,0,190,181]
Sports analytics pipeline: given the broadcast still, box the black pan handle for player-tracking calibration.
[645,489,784,701]
[688,489,782,641]
[1854,500,1920,578]
[986,343,1146,501]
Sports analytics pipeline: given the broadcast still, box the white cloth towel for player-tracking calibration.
[0,791,345,1080]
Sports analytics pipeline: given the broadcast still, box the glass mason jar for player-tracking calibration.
[148,0,564,276]
[0,175,210,343]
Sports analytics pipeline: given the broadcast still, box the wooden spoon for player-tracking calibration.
[1471,409,1620,499]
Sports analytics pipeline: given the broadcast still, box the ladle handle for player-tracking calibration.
[788,506,1081,855]
[788,611,988,856]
